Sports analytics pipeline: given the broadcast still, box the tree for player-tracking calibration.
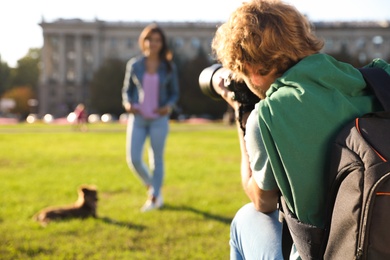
[10,48,40,94]
[177,48,227,119]
[0,57,11,96]
[1,85,35,119]
[89,58,126,117]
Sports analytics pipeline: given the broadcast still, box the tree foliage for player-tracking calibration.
[0,59,11,96]
[11,48,40,93]
[89,58,126,117]
[177,48,228,119]
[0,48,40,98]
[1,85,35,118]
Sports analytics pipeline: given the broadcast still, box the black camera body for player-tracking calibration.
[198,64,260,127]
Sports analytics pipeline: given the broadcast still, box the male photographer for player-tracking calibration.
[210,0,390,259]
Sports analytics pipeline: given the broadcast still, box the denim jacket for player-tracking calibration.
[122,56,180,109]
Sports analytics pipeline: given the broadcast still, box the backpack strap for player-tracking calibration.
[358,67,390,111]
[279,196,325,260]
[279,196,294,259]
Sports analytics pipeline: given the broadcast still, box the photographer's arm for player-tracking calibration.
[237,116,278,213]
[220,88,278,213]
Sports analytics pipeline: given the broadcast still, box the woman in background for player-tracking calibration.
[73,103,87,132]
[122,24,180,212]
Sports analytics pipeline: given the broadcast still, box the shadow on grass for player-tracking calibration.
[161,204,233,224]
[98,216,146,230]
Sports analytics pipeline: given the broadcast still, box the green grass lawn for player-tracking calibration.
[0,121,248,259]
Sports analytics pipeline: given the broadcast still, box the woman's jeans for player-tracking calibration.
[126,114,169,198]
[230,203,285,260]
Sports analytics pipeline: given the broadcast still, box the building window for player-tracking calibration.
[49,86,56,97]
[52,53,59,62]
[65,35,75,51]
[83,37,92,49]
[49,35,59,50]
[50,72,59,82]
[110,37,117,48]
[323,38,334,52]
[191,37,200,49]
[84,52,93,64]
[173,37,184,49]
[126,38,134,48]
[66,69,75,82]
[356,38,366,49]
[372,36,383,47]
[67,51,76,60]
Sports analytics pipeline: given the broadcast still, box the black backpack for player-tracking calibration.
[280,67,390,260]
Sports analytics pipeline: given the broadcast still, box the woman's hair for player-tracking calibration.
[212,0,324,77]
[138,23,173,71]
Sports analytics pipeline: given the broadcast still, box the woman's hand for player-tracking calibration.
[124,103,139,114]
[155,105,172,116]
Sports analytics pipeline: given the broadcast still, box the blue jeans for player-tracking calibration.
[230,203,284,260]
[126,114,169,198]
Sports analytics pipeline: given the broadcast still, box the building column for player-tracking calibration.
[40,33,50,84]
[38,33,50,117]
[75,34,83,85]
[92,32,101,71]
[74,34,84,103]
[56,33,67,116]
[58,33,66,85]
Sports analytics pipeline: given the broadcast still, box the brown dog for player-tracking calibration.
[33,185,98,226]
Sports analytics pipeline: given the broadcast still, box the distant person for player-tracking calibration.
[73,103,87,132]
[122,23,180,212]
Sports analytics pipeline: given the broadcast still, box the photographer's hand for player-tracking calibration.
[217,79,239,110]
[218,82,251,127]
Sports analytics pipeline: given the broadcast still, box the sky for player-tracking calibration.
[1,0,389,68]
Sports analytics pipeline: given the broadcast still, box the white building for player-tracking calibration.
[38,19,390,117]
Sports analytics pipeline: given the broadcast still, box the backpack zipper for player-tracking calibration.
[356,248,363,259]
[356,172,390,259]
[355,117,390,259]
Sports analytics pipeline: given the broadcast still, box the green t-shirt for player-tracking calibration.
[256,53,388,227]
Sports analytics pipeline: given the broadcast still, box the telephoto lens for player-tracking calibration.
[198,64,260,106]
[198,64,231,100]
[198,64,260,132]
